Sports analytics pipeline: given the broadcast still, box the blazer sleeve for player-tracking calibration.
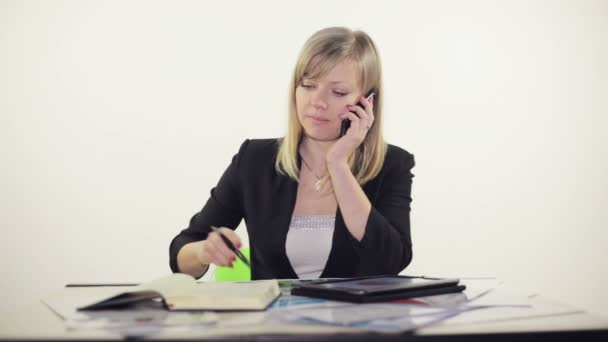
[168,140,249,274]
[352,151,415,275]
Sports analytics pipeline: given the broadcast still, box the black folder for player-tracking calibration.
[290,275,466,303]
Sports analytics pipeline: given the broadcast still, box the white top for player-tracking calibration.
[285,214,336,279]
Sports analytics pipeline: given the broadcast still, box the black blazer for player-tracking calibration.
[169,139,415,279]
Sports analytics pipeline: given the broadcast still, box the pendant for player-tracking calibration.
[315,179,323,192]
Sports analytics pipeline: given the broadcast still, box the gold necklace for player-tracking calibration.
[300,156,326,192]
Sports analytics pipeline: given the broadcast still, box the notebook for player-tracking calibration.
[77,273,280,311]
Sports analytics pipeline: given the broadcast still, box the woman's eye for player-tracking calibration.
[301,83,315,89]
[334,91,347,97]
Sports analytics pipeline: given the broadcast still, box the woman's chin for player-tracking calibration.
[303,128,339,142]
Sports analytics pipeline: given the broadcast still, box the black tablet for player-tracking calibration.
[290,276,465,303]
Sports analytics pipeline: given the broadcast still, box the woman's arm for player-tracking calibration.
[176,241,209,279]
[327,161,371,241]
[330,148,416,275]
[169,140,249,278]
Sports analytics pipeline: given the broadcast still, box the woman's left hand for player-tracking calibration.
[327,94,375,165]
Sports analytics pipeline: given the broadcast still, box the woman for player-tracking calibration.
[169,27,415,280]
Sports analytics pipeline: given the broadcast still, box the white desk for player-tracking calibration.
[1,286,606,341]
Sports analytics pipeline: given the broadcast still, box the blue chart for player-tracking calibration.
[271,296,328,308]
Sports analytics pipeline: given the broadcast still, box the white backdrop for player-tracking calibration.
[1,0,607,318]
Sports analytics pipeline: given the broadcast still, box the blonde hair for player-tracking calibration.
[275,27,387,185]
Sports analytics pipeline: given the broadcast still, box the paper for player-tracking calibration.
[439,294,583,325]
[271,277,535,333]
[270,294,334,309]
[42,286,126,320]
[429,281,582,325]
[64,300,218,336]
[276,300,481,333]
[282,302,459,325]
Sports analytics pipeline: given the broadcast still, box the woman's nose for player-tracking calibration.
[310,91,328,109]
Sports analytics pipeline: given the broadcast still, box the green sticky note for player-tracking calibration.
[214,248,251,281]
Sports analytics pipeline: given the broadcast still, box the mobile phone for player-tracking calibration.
[340,92,375,137]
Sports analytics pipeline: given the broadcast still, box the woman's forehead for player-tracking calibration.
[303,58,361,87]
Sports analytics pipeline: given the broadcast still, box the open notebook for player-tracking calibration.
[77,273,280,311]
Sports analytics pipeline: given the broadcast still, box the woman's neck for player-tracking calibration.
[299,136,334,169]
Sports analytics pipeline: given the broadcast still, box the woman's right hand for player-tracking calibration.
[197,227,242,267]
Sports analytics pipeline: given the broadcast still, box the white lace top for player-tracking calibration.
[285,214,336,279]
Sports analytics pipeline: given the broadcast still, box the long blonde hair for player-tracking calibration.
[275,27,387,185]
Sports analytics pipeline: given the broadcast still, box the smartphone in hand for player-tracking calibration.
[340,92,375,137]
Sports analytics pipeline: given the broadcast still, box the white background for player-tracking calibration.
[1,0,607,318]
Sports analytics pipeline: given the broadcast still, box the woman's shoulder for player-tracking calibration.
[234,138,281,166]
[243,138,281,152]
[385,143,415,167]
[376,143,415,181]
[238,138,280,156]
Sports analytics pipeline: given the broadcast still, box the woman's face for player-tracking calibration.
[295,59,362,141]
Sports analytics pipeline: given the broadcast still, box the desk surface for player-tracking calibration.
[1,286,607,341]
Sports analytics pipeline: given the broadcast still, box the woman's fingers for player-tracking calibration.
[344,96,374,134]
[360,94,375,125]
[204,227,243,267]
[219,227,242,249]
[345,104,368,122]
[206,231,236,267]
[204,242,232,267]
[339,111,361,130]
[339,111,371,138]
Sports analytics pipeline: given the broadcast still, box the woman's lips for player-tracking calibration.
[309,115,330,125]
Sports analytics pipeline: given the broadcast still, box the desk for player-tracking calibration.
[1,285,607,341]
